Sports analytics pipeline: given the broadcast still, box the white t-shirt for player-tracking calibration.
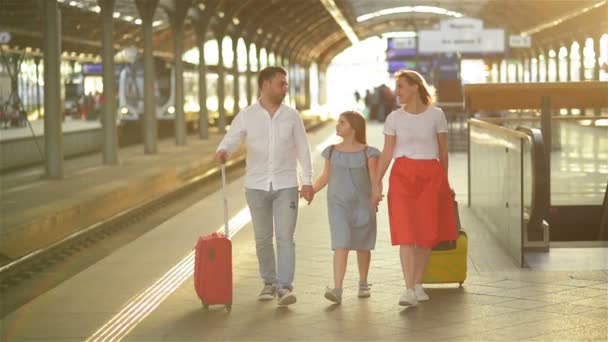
[383,106,448,160]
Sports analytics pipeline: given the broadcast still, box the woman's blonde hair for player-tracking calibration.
[394,70,435,105]
[340,111,367,145]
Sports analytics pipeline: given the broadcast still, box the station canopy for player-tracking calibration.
[1,0,606,66]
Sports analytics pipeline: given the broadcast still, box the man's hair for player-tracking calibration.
[257,66,287,89]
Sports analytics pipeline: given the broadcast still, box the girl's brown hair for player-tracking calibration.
[395,70,435,105]
[340,111,367,145]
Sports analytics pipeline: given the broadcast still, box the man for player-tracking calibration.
[215,67,314,306]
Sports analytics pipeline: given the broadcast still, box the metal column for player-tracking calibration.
[195,19,209,139]
[245,41,253,106]
[135,0,159,154]
[593,36,601,81]
[99,0,118,165]
[34,56,41,117]
[232,37,240,117]
[41,0,63,179]
[170,0,192,145]
[545,50,550,82]
[566,43,572,82]
[217,34,226,133]
[555,47,561,82]
[578,41,585,81]
[304,65,311,110]
[256,45,262,98]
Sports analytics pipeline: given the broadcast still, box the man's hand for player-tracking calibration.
[215,150,228,164]
[300,185,314,204]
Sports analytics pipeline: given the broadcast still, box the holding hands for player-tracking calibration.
[300,185,314,204]
[371,182,384,207]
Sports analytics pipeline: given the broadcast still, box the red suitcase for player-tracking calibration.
[194,164,232,311]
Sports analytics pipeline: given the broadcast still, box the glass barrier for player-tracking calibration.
[475,109,607,206]
[469,119,528,267]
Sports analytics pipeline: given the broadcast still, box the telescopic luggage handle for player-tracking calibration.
[221,163,229,238]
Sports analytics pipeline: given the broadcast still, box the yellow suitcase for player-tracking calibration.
[422,231,468,286]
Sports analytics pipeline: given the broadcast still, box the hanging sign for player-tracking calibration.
[509,35,532,48]
[419,18,505,54]
[419,29,505,53]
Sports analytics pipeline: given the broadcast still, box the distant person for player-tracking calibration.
[312,111,380,304]
[215,67,314,306]
[354,90,361,103]
[363,89,372,118]
[373,70,457,307]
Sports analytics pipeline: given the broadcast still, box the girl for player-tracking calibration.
[313,111,380,304]
[373,70,457,307]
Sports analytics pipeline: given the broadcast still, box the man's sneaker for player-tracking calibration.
[415,284,430,301]
[258,284,276,301]
[277,288,297,306]
[324,287,342,304]
[358,283,371,298]
[398,289,418,307]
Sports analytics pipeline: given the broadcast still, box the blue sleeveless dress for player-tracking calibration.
[321,146,380,250]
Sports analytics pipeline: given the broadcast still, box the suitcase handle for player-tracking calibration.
[221,163,229,238]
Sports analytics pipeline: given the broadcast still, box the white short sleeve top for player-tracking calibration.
[383,106,448,160]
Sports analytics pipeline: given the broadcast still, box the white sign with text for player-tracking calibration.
[419,29,505,53]
[440,18,484,32]
[509,35,532,48]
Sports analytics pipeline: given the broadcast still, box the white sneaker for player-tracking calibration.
[415,284,430,301]
[258,284,276,301]
[398,289,418,307]
[277,288,297,306]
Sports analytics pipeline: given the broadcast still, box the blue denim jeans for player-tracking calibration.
[245,186,299,289]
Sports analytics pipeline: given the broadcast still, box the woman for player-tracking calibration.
[373,70,457,307]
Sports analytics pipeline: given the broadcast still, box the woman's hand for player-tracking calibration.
[371,182,383,206]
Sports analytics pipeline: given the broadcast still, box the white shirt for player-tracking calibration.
[383,106,448,160]
[216,102,313,191]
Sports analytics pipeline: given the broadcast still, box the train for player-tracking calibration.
[61,56,244,130]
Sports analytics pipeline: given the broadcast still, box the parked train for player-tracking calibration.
[73,58,242,128]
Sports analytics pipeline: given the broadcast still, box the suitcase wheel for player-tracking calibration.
[225,304,231,312]
[459,282,463,288]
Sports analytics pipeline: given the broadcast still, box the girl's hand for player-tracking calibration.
[371,183,383,206]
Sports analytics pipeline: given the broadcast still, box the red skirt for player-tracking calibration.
[388,157,457,248]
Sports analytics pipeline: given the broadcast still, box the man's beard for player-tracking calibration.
[271,93,285,104]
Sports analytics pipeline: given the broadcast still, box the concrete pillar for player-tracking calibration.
[232,37,240,117]
[99,0,118,165]
[169,0,192,145]
[245,41,253,106]
[41,0,63,179]
[135,0,159,154]
[217,35,227,133]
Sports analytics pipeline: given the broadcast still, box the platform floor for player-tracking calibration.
[0,122,606,341]
[0,118,100,142]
